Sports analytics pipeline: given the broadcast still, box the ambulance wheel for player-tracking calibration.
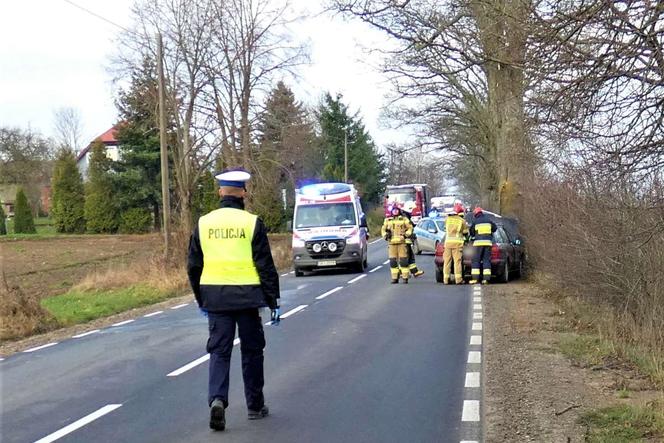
[354,258,366,273]
[435,266,444,283]
[294,268,304,277]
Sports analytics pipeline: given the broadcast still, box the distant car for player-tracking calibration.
[412,217,446,254]
[433,225,526,283]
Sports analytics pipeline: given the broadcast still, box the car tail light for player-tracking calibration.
[491,243,501,260]
[435,242,445,257]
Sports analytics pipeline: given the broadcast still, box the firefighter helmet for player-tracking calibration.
[473,206,483,216]
[454,202,464,214]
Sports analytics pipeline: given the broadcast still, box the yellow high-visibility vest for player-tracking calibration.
[199,208,260,285]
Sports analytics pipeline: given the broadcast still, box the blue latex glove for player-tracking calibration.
[270,307,281,325]
[199,308,208,318]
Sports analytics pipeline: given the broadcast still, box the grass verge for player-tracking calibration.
[41,284,179,326]
[580,402,664,442]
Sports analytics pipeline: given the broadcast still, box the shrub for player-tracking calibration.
[84,141,119,233]
[13,188,36,234]
[119,207,152,234]
[51,149,85,233]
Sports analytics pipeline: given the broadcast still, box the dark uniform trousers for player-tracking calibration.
[472,246,492,280]
[207,309,265,410]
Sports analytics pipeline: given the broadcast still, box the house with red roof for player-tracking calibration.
[76,126,121,179]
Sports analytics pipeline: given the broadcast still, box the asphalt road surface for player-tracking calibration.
[1,240,482,443]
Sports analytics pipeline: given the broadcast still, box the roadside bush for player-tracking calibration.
[13,188,36,234]
[0,202,6,235]
[367,206,385,238]
[522,170,663,368]
[0,275,57,340]
[119,207,152,234]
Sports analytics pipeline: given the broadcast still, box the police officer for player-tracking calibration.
[381,205,412,284]
[187,168,280,431]
[469,206,497,284]
[443,202,469,284]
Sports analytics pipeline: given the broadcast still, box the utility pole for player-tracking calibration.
[157,32,171,260]
[344,127,348,183]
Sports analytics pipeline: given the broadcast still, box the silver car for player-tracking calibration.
[412,217,446,254]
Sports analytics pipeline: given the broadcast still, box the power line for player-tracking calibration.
[60,0,135,35]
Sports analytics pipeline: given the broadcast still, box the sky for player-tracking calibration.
[0,0,408,151]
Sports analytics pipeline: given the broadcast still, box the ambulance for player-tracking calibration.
[291,183,369,276]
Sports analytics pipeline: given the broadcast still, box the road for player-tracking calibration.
[1,240,483,443]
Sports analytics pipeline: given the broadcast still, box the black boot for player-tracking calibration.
[391,279,398,284]
[248,405,269,420]
[209,399,226,431]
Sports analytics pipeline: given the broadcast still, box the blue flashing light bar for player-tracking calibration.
[298,182,352,196]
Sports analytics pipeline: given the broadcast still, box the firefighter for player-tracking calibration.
[469,206,497,284]
[381,205,412,284]
[443,202,469,284]
[402,201,424,278]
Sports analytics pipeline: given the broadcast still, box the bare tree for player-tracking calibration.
[53,107,84,152]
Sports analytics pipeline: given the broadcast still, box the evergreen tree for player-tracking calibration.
[13,188,36,234]
[51,149,85,233]
[114,56,165,229]
[317,93,386,204]
[0,201,7,235]
[84,141,119,233]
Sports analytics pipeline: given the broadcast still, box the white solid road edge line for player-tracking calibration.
[144,311,163,318]
[369,265,382,273]
[316,286,343,300]
[111,319,135,327]
[23,342,59,353]
[34,404,122,443]
[170,303,189,310]
[72,330,100,339]
[462,400,480,422]
[348,274,367,284]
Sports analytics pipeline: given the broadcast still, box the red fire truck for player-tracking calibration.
[384,184,429,223]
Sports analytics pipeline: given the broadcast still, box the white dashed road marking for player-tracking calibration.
[170,303,189,310]
[369,265,382,273]
[316,286,343,300]
[473,297,481,303]
[347,274,366,284]
[472,322,482,331]
[281,273,289,277]
[34,404,122,443]
[23,343,58,353]
[468,351,482,364]
[72,330,100,339]
[473,312,483,320]
[462,400,480,422]
[383,260,390,265]
[111,319,134,327]
[144,311,163,318]
[465,372,480,388]
[369,239,382,245]
[470,335,482,345]
[473,304,482,310]
[167,355,210,377]
[280,304,308,319]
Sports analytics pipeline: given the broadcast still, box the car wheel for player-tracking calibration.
[435,266,444,283]
[294,268,304,277]
[501,261,509,283]
[515,259,524,279]
[413,239,422,255]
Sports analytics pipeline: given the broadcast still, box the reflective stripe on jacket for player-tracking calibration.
[199,208,260,285]
[381,216,412,244]
[470,213,497,247]
[445,214,468,245]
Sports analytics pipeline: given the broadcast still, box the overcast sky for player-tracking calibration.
[0,0,407,151]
